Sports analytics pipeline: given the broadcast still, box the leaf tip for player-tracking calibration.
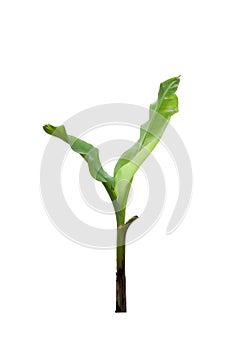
[43,124,56,135]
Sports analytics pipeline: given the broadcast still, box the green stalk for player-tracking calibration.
[103,182,138,313]
[115,209,126,312]
[115,210,138,313]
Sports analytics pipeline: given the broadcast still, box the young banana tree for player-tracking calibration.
[43,76,180,312]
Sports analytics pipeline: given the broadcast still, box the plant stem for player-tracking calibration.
[116,222,126,312]
[102,182,138,312]
[115,213,138,313]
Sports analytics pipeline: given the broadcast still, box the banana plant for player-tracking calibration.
[43,76,180,312]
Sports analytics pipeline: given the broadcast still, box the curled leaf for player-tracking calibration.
[114,76,180,211]
[43,124,114,186]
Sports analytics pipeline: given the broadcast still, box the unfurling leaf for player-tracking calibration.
[43,124,114,186]
[114,76,180,211]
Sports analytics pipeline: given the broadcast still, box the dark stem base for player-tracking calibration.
[115,267,126,312]
[115,215,138,313]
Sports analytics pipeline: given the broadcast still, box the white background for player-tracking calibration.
[1,1,233,349]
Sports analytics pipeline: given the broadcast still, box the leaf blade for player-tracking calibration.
[43,124,114,185]
[114,76,180,210]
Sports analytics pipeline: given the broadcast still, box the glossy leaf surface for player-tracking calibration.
[114,76,180,210]
[43,124,114,186]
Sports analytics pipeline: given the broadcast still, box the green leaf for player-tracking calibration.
[43,124,114,186]
[114,76,180,211]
